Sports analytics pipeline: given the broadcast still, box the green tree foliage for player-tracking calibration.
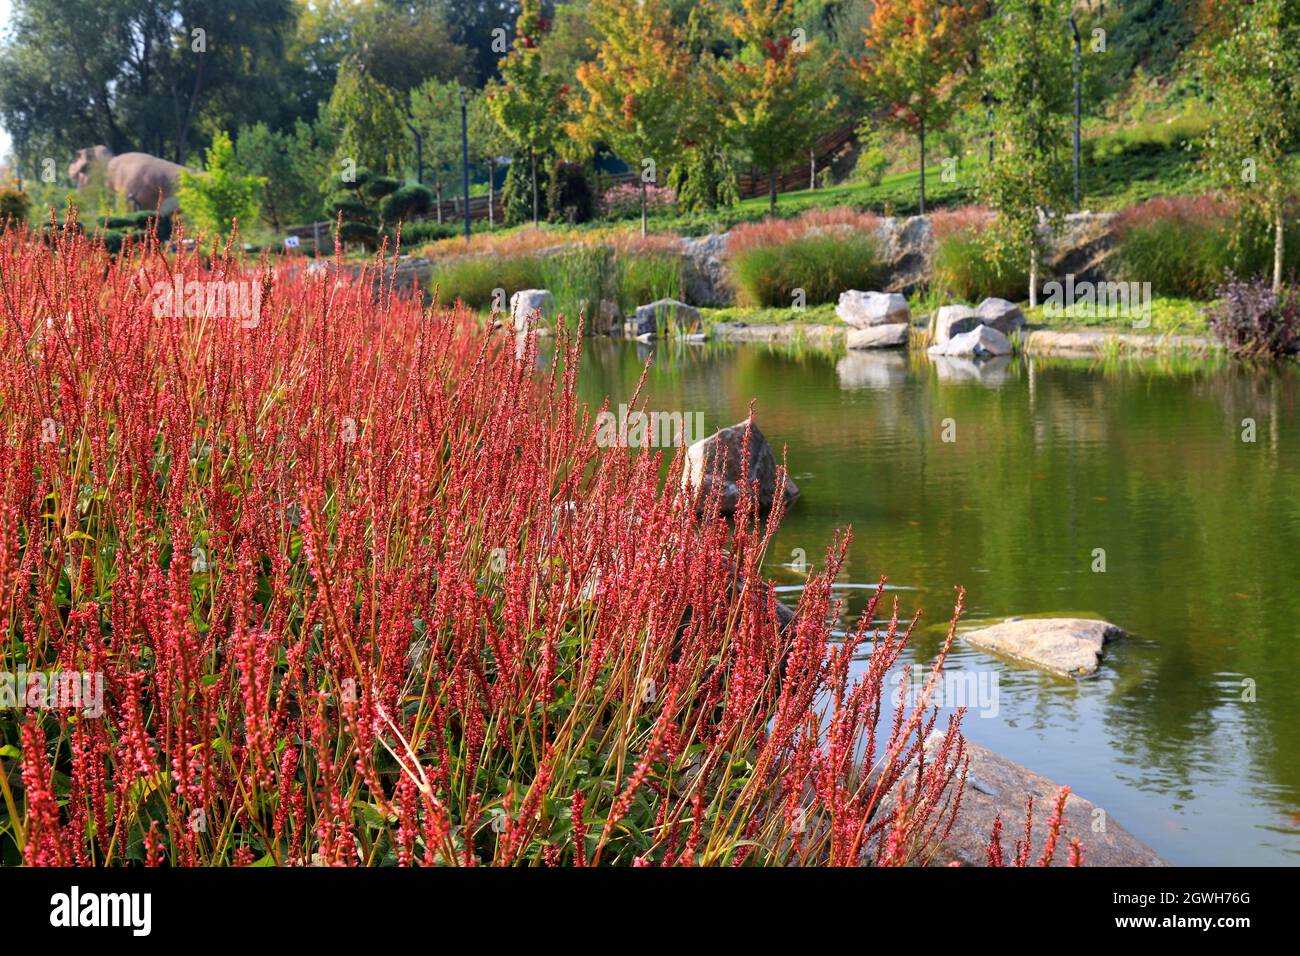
[235,121,325,231]
[573,0,694,233]
[978,0,1073,306]
[329,57,410,177]
[0,0,296,168]
[410,78,469,223]
[489,0,570,224]
[719,0,838,211]
[468,85,514,226]
[854,0,983,214]
[178,131,266,239]
[1198,0,1300,293]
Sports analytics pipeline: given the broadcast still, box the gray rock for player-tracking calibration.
[963,617,1125,677]
[931,354,1013,386]
[837,290,910,328]
[930,305,980,344]
[594,299,622,335]
[634,298,702,338]
[927,324,1012,357]
[836,351,908,390]
[975,297,1026,335]
[682,420,800,514]
[710,322,844,347]
[871,734,1166,867]
[677,233,731,307]
[871,216,935,295]
[846,322,910,349]
[510,289,552,330]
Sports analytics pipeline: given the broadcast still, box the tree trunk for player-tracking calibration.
[530,148,539,225]
[769,165,777,213]
[488,158,496,228]
[918,118,926,216]
[1274,205,1284,295]
[436,180,443,224]
[640,178,647,237]
[810,147,816,190]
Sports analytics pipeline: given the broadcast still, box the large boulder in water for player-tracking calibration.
[682,420,800,514]
[927,324,1012,358]
[975,297,1027,336]
[634,298,701,338]
[930,305,981,345]
[846,323,909,349]
[963,617,1125,678]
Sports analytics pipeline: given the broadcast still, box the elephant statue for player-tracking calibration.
[68,146,193,214]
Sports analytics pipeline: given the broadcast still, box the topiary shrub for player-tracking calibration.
[381,183,434,224]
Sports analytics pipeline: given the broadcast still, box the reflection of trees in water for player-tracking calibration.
[572,342,1300,839]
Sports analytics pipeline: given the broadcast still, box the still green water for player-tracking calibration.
[569,338,1300,866]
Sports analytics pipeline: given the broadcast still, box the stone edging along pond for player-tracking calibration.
[707,321,1222,356]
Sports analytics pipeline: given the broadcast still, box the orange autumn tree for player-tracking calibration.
[855,0,984,214]
[573,0,695,235]
[720,0,837,213]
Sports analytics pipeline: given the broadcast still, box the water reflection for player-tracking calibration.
[562,338,1300,865]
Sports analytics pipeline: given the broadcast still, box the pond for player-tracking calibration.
[567,337,1300,866]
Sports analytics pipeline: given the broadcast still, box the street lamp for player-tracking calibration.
[460,86,471,243]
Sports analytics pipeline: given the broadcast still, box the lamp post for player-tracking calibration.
[460,86,471,243]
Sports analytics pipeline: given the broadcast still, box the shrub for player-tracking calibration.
[0,184,32,227]
[599,182,676,221]
[177,131,265,238]
[381,183,434,223]
[1204,275,1300,359]
[1,225,976,867]
[389,218,460,247]
[364,176,401,202]
[930,206,1028,302]
[1112,196,1300,299]
[727,209,883,307]
[546,161,596,224]
[426,253,545,310]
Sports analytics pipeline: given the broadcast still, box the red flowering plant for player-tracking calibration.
[0,214,978,867]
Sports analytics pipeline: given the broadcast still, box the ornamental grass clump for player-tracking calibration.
[1,214,974,866]
[727,208,882,308]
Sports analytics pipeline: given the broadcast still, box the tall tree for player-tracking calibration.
[979,0,1073,307]
[719,0,838,212]
[468,84,514,226]
[573,0,694,234]
[854,0,983,214]
[410,78,470,223]
[489,0,568,224]
[0,0,296,168]
[328,57,410,178]
[1198,0,1300,293]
